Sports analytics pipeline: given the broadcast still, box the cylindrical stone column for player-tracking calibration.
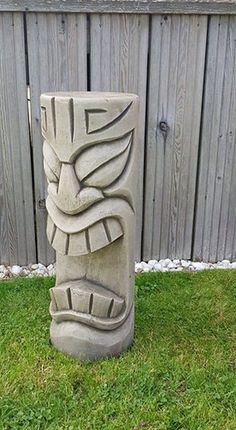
[41,92,139,360]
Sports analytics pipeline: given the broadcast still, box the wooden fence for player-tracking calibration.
[0,1,236,265]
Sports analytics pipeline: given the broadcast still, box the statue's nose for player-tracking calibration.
[48,162,104,215]
[57,163,81,201]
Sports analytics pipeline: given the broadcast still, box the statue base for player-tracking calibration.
[50,307,134,360]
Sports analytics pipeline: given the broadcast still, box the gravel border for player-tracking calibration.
[0,259,236,280]
[0,263,56,279]
[135,259,236,273]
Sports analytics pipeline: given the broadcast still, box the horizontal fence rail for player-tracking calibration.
[0,0,236,14]
[0,4,236,264]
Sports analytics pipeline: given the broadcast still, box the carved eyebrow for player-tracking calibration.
[85,101,133,135]
[81,134,132,184]
[68,130,133,163]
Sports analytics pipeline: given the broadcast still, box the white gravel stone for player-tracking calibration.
[35,269,45,275]
[217,259,231,268]
[167,261,177,269]
[135,263,143,273]
[3,270,9,277]
[38,263,47,271]
[148,259,158,268]
[222,259,231,265]
[10,265,23,276]
[21,268,30,276]
[181,260,191,268]
[141,261,148,268]
[31,263,38,270]
[160,258,171,267]
[0,265,6,273]
[140,262,151,271]
[173,259,180,265]
[153,263,162,271]
[49,269,56,276]
[192,262,208,271]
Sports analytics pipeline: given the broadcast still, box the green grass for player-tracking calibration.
[1,271,236,429]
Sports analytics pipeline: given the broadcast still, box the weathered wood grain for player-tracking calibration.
[193,16,236,262]
[0,0,236,14]
[26,12,87,264]
[143,14,207,261]
[0,13,36,265]
[90,13,149,260]
[1,10,236,265]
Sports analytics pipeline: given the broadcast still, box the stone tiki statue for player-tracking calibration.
[41,92,139,360]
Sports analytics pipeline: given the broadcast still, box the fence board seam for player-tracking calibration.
[191,15,210,261]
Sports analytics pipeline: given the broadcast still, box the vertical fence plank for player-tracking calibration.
[143,14,207,261]
[90,13,149,261]
[0,12,36,265]
[26,12,87,264]
[193,16,236,262]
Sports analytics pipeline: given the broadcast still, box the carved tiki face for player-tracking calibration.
[41,92,139,331]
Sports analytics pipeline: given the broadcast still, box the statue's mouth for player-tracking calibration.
[46,196,133,256]
[49,278,130,331]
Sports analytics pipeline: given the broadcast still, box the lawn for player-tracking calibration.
[1,271,236,430]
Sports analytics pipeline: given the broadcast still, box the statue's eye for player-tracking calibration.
[74,132,132,189]
[43,141,61,183]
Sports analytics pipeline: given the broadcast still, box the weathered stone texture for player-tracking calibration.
[41,91,139,359]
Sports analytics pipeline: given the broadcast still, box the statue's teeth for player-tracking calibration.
[88,220,109,253]
[50,285,71,311]
[51,279,125,319]
[71,279,125,318]
[104,218,123,242]
[47,216,123,256]
[51,228,69,255]
[68,229,88,256]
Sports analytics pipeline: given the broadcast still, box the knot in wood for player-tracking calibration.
[159,121,169,133]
